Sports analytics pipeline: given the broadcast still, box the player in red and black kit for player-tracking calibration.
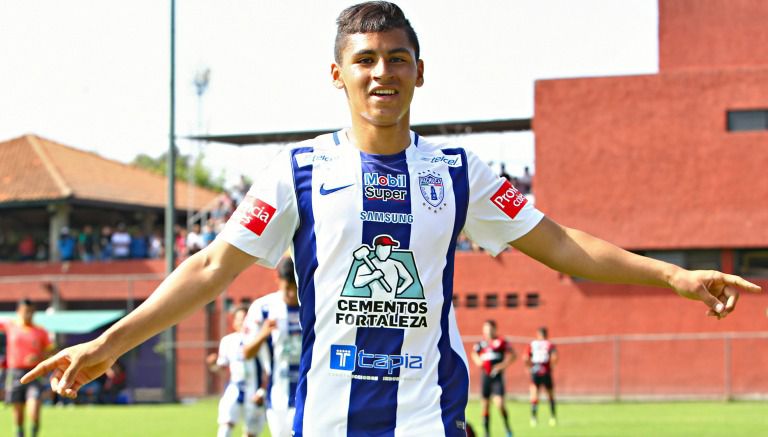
[471,320,515,437]
[525,326,557,427]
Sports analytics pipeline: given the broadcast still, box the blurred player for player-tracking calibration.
[471,320,515,437]
[23,3,761,437]
[1,299,53,437]
[206,305,266,437]
[525,327,557,427]
[242,257,301,437]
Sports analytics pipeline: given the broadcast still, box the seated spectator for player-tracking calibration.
[18,234,36,261]
[519,166,533,194]
[174,225,187,259]
[202,221,217,247]
[111,223,131,260]
[99,226,113,260]
[58,227,76,261]
[186,223,204,256]
[78,225,97,262]
[148,231,163,259]
[100,361,127,404]
[129,229,148,259]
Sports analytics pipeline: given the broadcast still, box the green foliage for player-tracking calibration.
[131,147,225,192]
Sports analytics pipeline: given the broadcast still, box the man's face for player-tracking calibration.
[17,304,34,324]
[483,323,496,339]
[332,29,424,129]
[280,279,299,306]
[232,309,246,332]
[375,244,392,261]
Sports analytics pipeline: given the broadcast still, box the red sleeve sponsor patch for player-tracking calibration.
[233,195,276,236]
[490,180,527,220]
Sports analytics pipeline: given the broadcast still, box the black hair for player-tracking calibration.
[18,298,33,308]
[484,320,497,328]
[277,257,296,284]
[334,1,420,64]
[538,326,549,338]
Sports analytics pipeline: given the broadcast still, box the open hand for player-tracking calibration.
[670,270,761,319]
[20,340,116,399]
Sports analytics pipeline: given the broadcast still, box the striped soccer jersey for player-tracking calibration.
[220,130,544,436]
[216,331,262,394]
[244,291,302,410]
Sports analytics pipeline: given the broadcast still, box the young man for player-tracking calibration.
[242,257,302,437]
[1,299,53,437]
[23,2,760,437]
[471,320,515,437]
[206,305,266,437]
[525,327,557,427]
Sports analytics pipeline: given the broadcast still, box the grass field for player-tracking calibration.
[11,399,765,436]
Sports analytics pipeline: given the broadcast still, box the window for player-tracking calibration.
[641,250,720,271]
[505,293,519,308]
[525,292,540,308]
[727,110,768,132]
[485,293,499,308]
[737,250,768,277]
[466,294,479,308]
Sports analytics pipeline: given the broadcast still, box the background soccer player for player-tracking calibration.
[242,257,301,437]
[525,327,557,427]
[206,305,266,437]
[22,3,761,437]
[471,320,515,437]
[1,299,53,437]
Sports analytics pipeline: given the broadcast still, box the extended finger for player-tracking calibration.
[723,275,761,293]
[21,352,68,383]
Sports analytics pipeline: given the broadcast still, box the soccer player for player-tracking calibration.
[471,320,515,437]
[23,2,761,437]
[1,299,53,437]
[242,257,301,437]
[206,305,266,437]
[525,327,557,427]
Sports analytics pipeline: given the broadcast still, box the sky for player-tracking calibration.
[0,0,658,186]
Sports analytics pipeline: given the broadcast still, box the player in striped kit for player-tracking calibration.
[525,327,557,427]
[242,258,301,437]
[207,305,266,437]
[25,2,761,437]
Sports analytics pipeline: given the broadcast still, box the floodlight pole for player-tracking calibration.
[162,0,178,403]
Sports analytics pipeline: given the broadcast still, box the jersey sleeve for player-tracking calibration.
[463,151,544,256]
[218,150,298,268]
[242,298,267,341]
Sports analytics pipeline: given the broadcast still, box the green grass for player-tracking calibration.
[10,399,766,436]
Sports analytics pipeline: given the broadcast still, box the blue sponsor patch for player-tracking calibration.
[330,344,357,371]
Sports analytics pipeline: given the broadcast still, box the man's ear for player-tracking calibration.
[416,59,424,88]
[331,63,345,89]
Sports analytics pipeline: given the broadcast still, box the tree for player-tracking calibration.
[132,147,225,192]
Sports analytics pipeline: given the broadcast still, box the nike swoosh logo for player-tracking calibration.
[319,183,354,195]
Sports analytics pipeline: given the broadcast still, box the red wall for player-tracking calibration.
[659,0,768,71]
[534,69,768,250]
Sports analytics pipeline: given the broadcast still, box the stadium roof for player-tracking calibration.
[187,118,532,145]
[0,135,219,210]
[0,310,125,334]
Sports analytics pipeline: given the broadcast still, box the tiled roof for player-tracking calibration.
[0,134,219,210]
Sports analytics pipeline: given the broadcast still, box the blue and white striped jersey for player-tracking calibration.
[221,130,543,436]
[244,291,302,411]
[216,331,262,395]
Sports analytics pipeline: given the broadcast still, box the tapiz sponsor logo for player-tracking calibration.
[233,195,276,236]
[491,180,527,220]
[363,172,407,202]
[330,344,423,375]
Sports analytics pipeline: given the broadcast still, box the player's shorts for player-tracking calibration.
[531,372,554,390]
[480,373,505,398]
[218,382,266,434]
[5,368,44,404]
[266,406,296,437]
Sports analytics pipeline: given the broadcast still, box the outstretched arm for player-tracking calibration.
[21,239,257,398]
[243,320,276,360]
[511,217,761,318]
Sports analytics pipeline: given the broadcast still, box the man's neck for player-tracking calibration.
[348,117,412,155]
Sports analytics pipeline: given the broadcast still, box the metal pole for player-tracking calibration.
[162,0,177,404]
